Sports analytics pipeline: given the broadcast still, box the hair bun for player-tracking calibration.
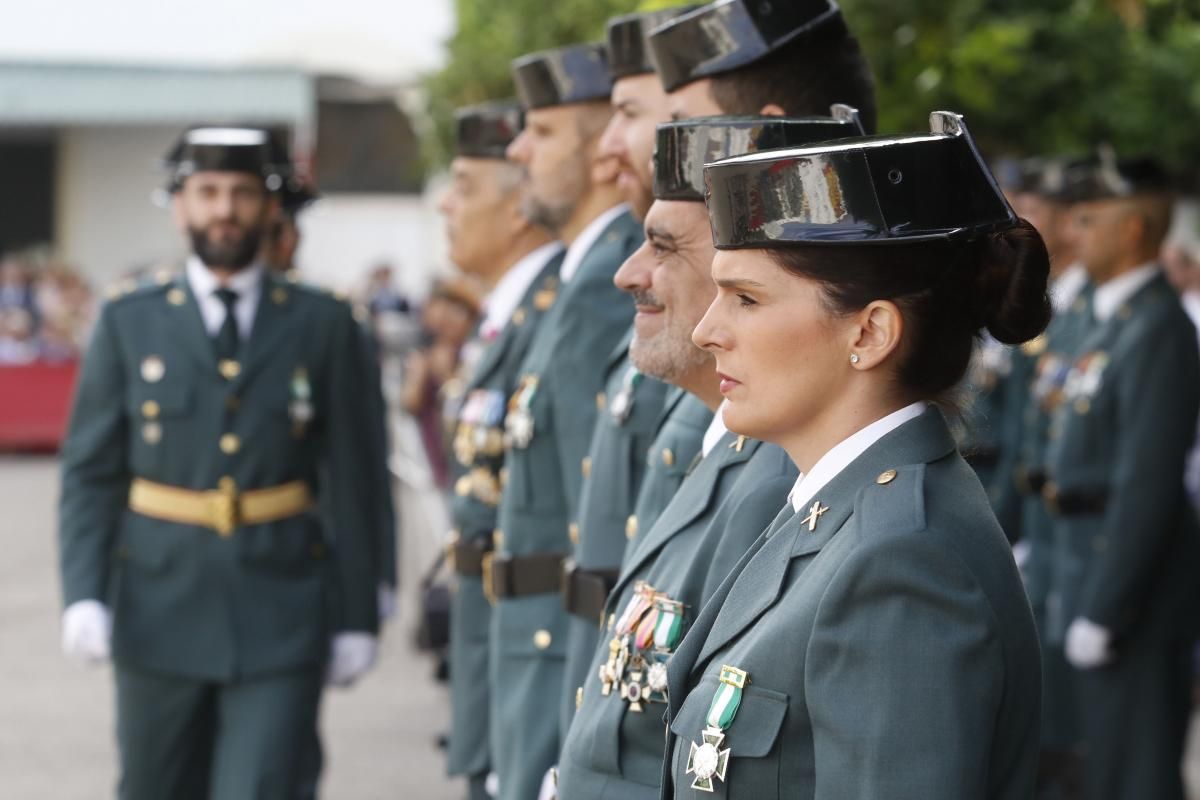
[972,219,1052,344]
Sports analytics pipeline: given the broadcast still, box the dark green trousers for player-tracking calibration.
[116,665,322,800]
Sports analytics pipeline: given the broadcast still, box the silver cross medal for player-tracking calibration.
[687,726,731,792]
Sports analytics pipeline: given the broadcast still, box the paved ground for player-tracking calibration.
[0,455,460,799]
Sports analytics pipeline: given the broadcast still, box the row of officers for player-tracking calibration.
[53,2,1199,800]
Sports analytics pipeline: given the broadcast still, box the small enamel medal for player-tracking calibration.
[504,376,538,449]
[608,367,642,425]
[686,665,748,792]
[289,367,313,435]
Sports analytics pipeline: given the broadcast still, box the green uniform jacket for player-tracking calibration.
[663,409,1041,800]
[446,254,563,779]
[561,330,670,736]
[558,432,794,799]
[58,273,380,681]
[491,209,642,800]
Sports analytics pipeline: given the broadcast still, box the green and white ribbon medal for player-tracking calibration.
[504,375,539,448]
[609,366,642,424]
[687,665,748,792]
[652,597,684,652]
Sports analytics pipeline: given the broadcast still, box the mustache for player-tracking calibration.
[629,289,664,310]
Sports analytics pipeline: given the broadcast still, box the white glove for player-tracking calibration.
[61,600,112,664]
[377,583,397,622]
[1065,617,1114,669]
[536,765,557,800]
[326,632,378,687]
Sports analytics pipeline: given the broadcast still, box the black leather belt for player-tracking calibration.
[1043,483,1108,517]
[1014,466,1047,497]
[485,552,566,602]
[449,536,492,577]
[562,561,619,625]
[964,447,1000,470]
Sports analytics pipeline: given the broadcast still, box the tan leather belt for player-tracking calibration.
[128,477,314,537]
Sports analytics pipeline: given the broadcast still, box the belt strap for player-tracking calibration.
[1014,467,1047,497]
[486,552,566,600]
[562,561,619,626]
[450,536,493,577]
[1043,483,1108,517]
[128,477,314,537]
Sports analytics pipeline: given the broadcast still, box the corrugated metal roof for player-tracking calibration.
[0,62,314,126]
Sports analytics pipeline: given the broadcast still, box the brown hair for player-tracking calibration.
[769,219,1051,399]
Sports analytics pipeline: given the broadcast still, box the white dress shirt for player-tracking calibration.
[186,256,264,339]
[558,204,628,285]
[788,402,929,513]
[701,401,729,458]
[1050,262,1088,314]
[479,242,563,340]
[1092,262,1158,323]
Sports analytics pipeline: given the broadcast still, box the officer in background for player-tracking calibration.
[1003,156,1092,799]
[1044,154,1199,800]
[437,100,563,800]
[556,110,862,800]
[646,0,877,130]
[491,42,642,800]
[558,6,694,742]
[58,127,380,799]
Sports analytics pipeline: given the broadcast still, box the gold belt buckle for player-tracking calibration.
[481,552,497,606]
[210,477,240,538]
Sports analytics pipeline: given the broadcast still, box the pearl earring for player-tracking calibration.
[849,353,860,365]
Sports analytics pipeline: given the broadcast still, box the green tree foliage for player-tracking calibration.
[422,0,1200,178]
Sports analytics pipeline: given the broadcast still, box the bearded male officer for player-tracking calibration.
[490,42,642,800]
[58,127,379,800]
[438,100,563,800]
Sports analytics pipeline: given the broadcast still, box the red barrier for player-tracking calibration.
[0,362,78,452]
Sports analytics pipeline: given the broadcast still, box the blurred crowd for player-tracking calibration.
[0,256,96,364]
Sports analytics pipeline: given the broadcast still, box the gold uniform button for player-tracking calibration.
[513,308,527,326]
[141,400,160,419]
[661,449,675,467]
[142,422,162,445]
[219,433,241,454]
[533,630,553,650]
[271,287,289,305]
[581,457,592,480]
[1074,398,1091,415]
[569,523,580,545]
[219,359,241,380]
[455,475,472,497]
[596,393,607,412]
[876,469,898,485]
[167,288,187,306]
[493,529,504,549]
[625,515,638,540]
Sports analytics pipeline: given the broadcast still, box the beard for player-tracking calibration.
[189,221,264,271]
[627,289,712,382]
[520,152,589,234]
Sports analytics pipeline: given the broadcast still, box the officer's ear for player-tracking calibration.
[847,300,904,372]
[758,103,786,117]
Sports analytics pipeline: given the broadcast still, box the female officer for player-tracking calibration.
[659,112,1050,799]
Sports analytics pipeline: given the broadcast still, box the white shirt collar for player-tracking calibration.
[1050,262,1088,313]
[480,241,563,339]
[186,256,265,339]
[701,401,729,458]
[1093,262,1158,323]
[788,401,928,513]
[559,204,628,285]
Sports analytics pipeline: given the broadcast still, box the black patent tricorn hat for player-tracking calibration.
[607,6,697,80]
[703,111,1018,247]
[654,105,863,202]
[511,43,613,110]
[164,127,292,193]
[647,0,849,93]
[455,100,524,159]
[1068,147,1173,202]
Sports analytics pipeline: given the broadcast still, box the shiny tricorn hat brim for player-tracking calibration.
[511,43,613,110]
[607,6,698,80]
[702,111,1018,247]
[455,100,525,159]
[647,0,848,92]
[654,105,864,202]
[164,127,292,193]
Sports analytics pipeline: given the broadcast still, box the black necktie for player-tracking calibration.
[213,288,240,361]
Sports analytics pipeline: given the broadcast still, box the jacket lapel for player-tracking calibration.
[231,273,294,389]
[614,433,760,596]
[688,409,958,670]
[160,277,218,373]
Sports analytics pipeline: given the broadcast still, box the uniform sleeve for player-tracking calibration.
[1081,316,1200,631]
[355,321,397,587]
[806,533,1019,800]
[323,305,383,633]
[58,304,131,606]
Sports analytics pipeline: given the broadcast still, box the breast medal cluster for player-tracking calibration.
[686,665,749,793]
[454,388,508,465]
[599,582,685,711]
[505,375,539,449]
